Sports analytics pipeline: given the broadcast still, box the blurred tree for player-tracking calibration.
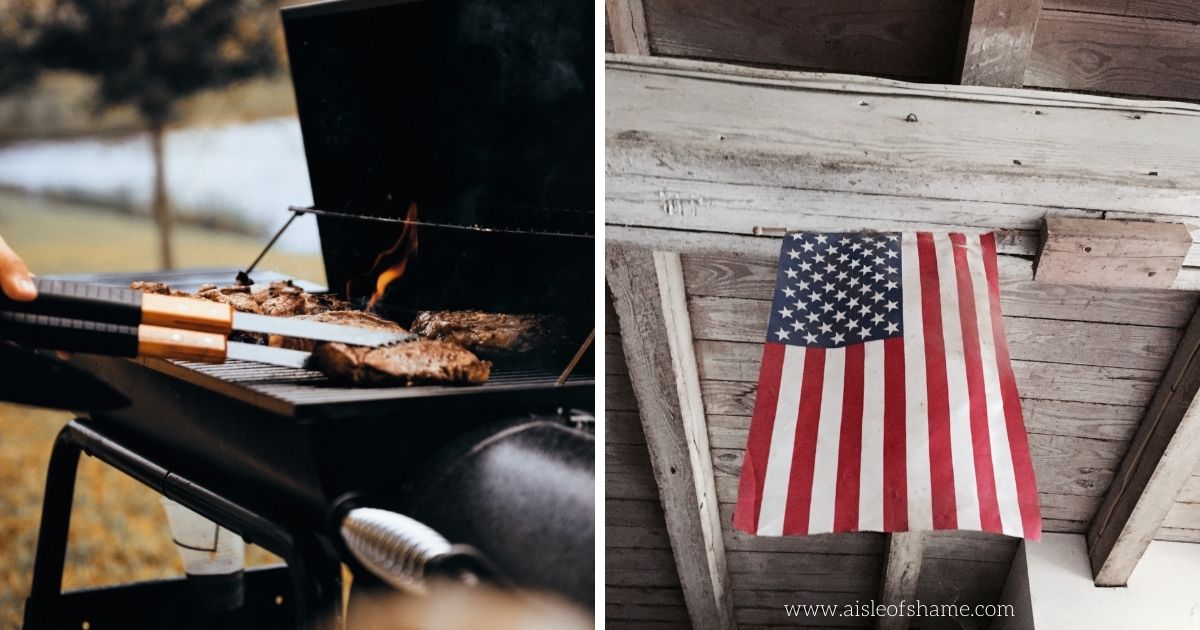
[19,0,280,269]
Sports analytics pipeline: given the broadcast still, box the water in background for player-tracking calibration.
[0,117,320,255]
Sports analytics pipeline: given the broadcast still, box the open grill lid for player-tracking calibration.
[281,0,593,328]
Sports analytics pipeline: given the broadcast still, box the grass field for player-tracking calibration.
[0,191,323,627]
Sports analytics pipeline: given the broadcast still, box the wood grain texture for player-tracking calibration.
[1027,11,1200,101]
[687,295,1181,371]
[608,56,1200,219]
[1088,304,1200,585]
[878,533,926,630]
[642,0,964,81]
[606,0,650,55]
[606,247,737,630]
[680,253,1198,327]
[1036,217,1193,289]
[959,0,1044,87]
[697,345,1162,409]
[1044,0,1200,26]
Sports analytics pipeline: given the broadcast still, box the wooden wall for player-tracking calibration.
[1029,2,1200,101]
[605,56,1200,626]
[606,294,692,629]
[607,0,1200,102]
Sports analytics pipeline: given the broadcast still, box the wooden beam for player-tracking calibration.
[877,532,927,630]
[1088,304,1200,585]
[1027,11,1200,102]
[958,0,1044,87]
[1035,217,1192,289]
[642,0,963,82]
[605,0,650,55]
[605,246,736,630]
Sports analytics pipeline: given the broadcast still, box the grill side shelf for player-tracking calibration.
[136,357,593,419]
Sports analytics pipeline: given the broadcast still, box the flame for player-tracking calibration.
[364,202,419,311]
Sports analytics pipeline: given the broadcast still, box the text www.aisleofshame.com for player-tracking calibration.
[784,600,1014,620]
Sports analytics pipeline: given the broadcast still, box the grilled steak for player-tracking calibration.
[409,310,563,355]
[311,339,491,386]
[268,310,408,351]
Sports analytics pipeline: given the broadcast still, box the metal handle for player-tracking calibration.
[0,278,234,334]
[340,508,500,594]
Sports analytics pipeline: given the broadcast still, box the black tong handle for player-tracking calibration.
[0,311,140,357]
[0,278,144,326]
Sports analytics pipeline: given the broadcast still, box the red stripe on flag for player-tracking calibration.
[883,336,908,531]
[835,343,865,532]
[950,233,1002,532]
[916,232,957,530]
[980,233,1042,539]
[783,347,826,535]
[732,342,787,534]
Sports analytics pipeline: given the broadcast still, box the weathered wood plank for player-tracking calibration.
[1044,0,1200,23]
[606,247,737,629]
[1088,305,1200,585]
[1160,501,1200,530]
[607,586,688,607]
[706,435,1121,498]
[958,0,1044,87]
[713,472,1107,526]
[705,398,1142,447]
[1173,474,1200,503]
[1027,11,1200,102]
[606,0,650,55]
[680,252,1198,327]
[608,498,674,529]
[608,57,1200,218]
[878,532,925,630]
[1036,217,1193,289]
[608,173,1066,255]
[698,351,1161,409]
[688,296,1182,371]
[609,525,674,550]
[642,0,963,82]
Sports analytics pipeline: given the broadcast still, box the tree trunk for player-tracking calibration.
[150,123,174,270]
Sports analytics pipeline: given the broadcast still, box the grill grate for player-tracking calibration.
[145,357,591,418]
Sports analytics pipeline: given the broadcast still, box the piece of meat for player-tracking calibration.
[129,281,172,295]
[260,293,308,317]
[267,310,408,352]
[196,287,262,314]
[409,310,564,355]
[310,339,490,386]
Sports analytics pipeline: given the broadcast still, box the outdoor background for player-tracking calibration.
[0,0,324,625]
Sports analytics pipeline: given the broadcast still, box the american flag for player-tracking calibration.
[732,232,1041,539]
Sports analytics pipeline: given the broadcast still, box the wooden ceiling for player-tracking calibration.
[605,0,1200,101]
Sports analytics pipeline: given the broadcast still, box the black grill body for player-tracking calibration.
[22,0,595,625]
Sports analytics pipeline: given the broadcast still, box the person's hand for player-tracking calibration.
[0,234,36,301]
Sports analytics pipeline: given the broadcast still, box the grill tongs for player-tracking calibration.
[0,279,412,368]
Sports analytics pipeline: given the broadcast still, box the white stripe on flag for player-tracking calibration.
[900,234,932,530]
[757,345,807,535]
[933,233,981,530]
[966,236,1024,537]
[808,347,845,534]
[859,340,886,531]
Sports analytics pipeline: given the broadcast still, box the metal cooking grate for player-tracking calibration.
[145,357,591,418]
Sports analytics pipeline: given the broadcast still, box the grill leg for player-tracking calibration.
[281,536,344,630]
[23,422,84,629]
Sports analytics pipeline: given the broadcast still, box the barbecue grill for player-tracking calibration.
[20,0,594,627]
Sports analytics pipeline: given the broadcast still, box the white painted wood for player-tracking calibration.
[606,246,737,629]
[1088,304,1200,585]
[1027,534,1200,628]
[607,56,1200,219]
[878,533,926,630]
[607,55,1200,116]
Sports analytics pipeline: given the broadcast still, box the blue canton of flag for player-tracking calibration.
[766,232,904,348]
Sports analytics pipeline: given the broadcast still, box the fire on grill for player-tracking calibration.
[16,0,594,627]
